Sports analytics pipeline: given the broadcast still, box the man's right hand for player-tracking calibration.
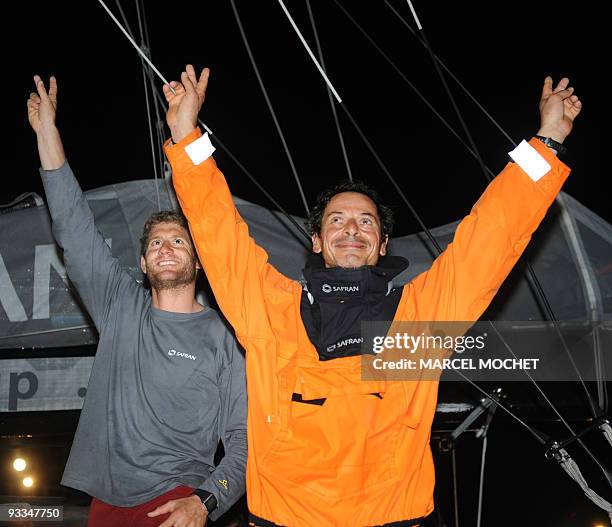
[164,65,210,143]
[27,75,65,170]
[537,76,582,144]
[27,75,58,134]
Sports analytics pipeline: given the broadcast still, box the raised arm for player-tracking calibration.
[28,76,65,170]
[164,66,296,339]
[27,76,131,328]
[405,76,581,321]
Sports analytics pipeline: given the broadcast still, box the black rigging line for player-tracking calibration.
[382,0,515,147]
[338,103,443,254]
[304,0,353,181]
[330,0,497,181]
[230,0,311,216]
[114,0,162,212]
[134,0,173,207]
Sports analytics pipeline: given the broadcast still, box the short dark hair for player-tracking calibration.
[140,210,191,257]
[306,180,394,237]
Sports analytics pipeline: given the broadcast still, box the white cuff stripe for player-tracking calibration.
[185,133,216,165]
[508,140,551,182]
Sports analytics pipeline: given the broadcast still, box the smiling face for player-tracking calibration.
[312,192,388,268]
[140,222,200,291]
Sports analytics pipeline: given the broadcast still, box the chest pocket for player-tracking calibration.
[257,382,412,498]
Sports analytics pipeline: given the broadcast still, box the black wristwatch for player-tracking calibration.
[535,135,568,156]
[193,489,218,514]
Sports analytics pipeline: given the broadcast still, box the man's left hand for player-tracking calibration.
[537,76,582,143]
[147,494,208,527]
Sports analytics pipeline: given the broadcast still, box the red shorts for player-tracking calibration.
[87,485,195,527]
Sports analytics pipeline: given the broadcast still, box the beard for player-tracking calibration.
[147,261,197,291]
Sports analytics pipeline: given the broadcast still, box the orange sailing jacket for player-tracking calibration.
[166,132,569,526]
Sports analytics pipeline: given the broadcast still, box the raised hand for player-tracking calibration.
[163,65,210,143]
[27,75,65,170]
[27,75,58,134]
[537,76,582,144]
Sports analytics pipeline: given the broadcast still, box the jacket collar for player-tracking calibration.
[302,254,409,301]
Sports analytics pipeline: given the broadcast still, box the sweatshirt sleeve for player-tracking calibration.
[404,138,571,322]
[40,161,129,329]
[197,329,247,520]
[165,129,297,340]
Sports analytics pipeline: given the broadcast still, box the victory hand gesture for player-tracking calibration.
[27,75,65,170]
[27,75,58,134]
[164,65,210,143]
[537,76,582,144]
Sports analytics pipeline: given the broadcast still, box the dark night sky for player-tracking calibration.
[4,0,607,235]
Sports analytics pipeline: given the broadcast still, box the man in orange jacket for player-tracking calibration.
[163,66,581,526]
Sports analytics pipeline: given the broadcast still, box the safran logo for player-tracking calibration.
[321,283,360,294]
[168,349,197,361]
[327,337,363,353]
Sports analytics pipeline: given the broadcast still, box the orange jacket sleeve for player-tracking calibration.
[403,137,571,322]
[165,129,298,340]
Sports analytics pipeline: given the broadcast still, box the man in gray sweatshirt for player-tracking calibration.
[27,75,247,527]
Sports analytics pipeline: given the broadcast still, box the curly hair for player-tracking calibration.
[139,210,191,257]
[306,180,394,237]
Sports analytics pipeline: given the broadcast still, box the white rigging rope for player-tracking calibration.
[275,0,342,103]
[304,0,353,181]
[96,0,169,87]
[404,0,423,30]
[229,0,310,215]
[96,0,214,136]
